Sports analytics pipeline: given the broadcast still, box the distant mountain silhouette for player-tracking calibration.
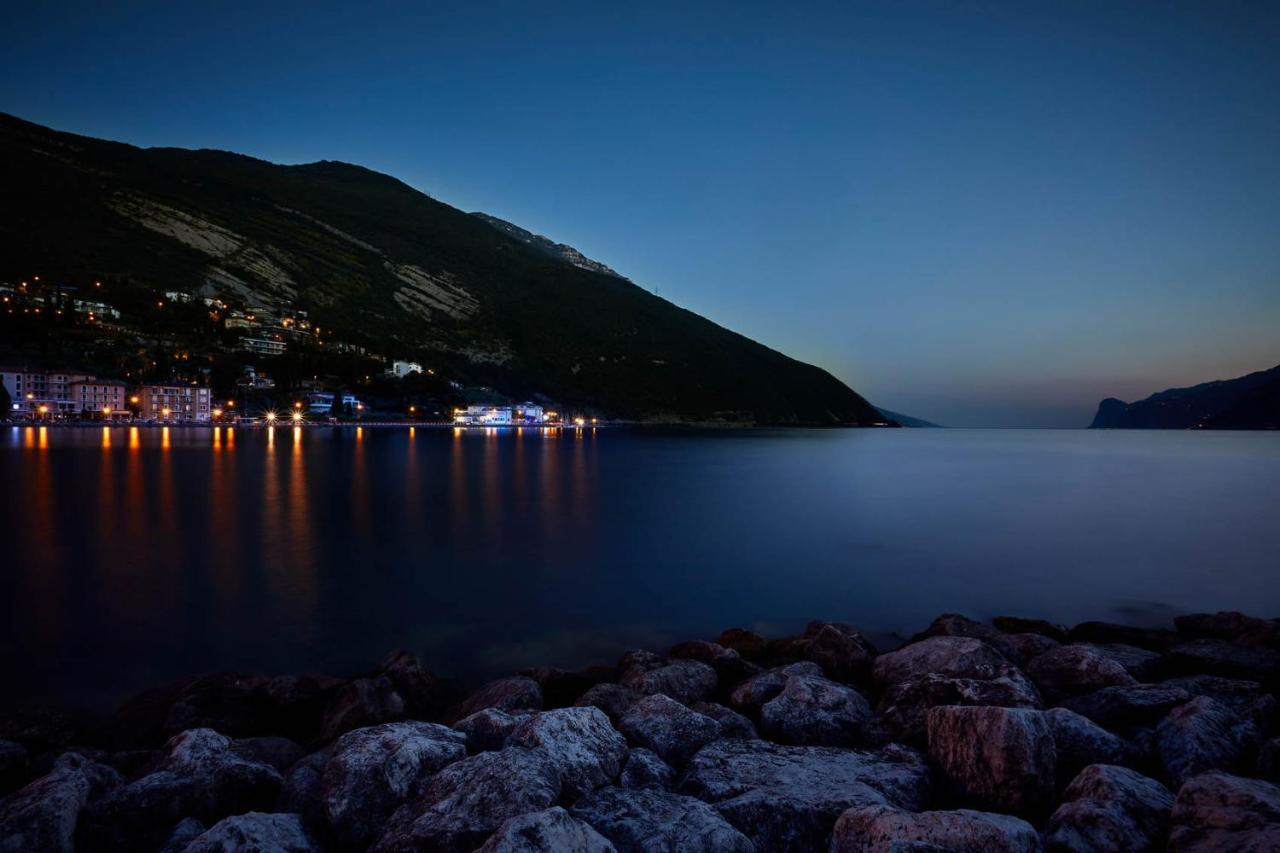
[1089,364,1280,429]
[875,406,942,428]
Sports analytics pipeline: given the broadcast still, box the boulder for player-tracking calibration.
[800,621,878,681]
[872,637,1036,700]
[321,721,468,847]
[1000,633,1061,663]
[1168,771,1280,851]
[830,804,1041,853]
[376,649,452,719]
[1068,622,1177,652]
[993,616,1070,643]
[453,708,532,753]
[1045,708,1134,788]
[668,640,760,687]
[1157,696,1259,786]
[277,750,329,832]
[617,695,721,766]
[181,811,318,852]
[158,817,206,853]
[876,674,1041,744]
[0,740,29,796]
[1059,684,1190,731]
[521,666,613,709]
[727,662,824,716]
[229,736,306,774]
[507,708,628,800]
[320,677,405,741]
[692,703,757,740]
[0,752,121,853]
[570,787,753,852]
[1044,764,1172,852]
[1025,645,1137,699]
[1163,675,1278,733]
[1166,640,1280,683]
[1090,643,1164,681]
[455,677,543,720]
[716,628,770,662]
[573,684,642,724]
[478,806,616,852]
[370,747,561,853]
[925,706,1056,817]
[680,738,930,852]
[758,674,872,747]
[620,660,718,706]
[618,748,674,790]
[1174,612,1280,647]
[916,614,1026,664]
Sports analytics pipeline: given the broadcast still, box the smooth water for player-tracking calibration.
[2,425,1278,709]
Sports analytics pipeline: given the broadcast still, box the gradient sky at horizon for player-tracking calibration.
[3,1,1278,426]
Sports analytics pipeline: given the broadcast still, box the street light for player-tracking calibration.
[265,411,278,423]
[291,411,303,423]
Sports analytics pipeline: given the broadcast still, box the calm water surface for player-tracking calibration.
[2,425,1278,709]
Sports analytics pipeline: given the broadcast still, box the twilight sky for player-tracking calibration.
[3,2,1278,426]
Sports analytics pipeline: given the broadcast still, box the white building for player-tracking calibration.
[388,360,424,378]
[514,403,545,424]
[240,336,287,356]
[455,405,513,425]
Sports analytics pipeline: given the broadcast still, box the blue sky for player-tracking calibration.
[4,1,1278,426]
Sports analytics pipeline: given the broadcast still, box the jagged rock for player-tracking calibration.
[571,787,753,852]
[716,629,770,662]
[1044,764,1173,852]
[80,728,283,851]
[1168,771,1280,851]
[1157,696,1259,786]
[0,740,29,795]
[1090,643,1164,681]
[618,748,674,790]
[507,708,628,800]
[1045,708,1133,788]
[917,614,1026,664]
[1059,684,1191,730]
[680,738,930,851]
[1069,622,1177,652]
[229,736,306,774]
[620,660,718,705]
[617,694,721,766]
[925,706,1056,817]
[320,677,405,741]
[456,677,544,720]
[872,637,1036,701]
[727,662,824,715]
[1025,645,1137,699]
[1174,612,1280,647]
[1260,738,1280,783]
[453,708,532,753]
[758,674,872,747]
[182,811,319,852]
[1166,640,1280,683]
[158,817,206,853]
[1000,633,1061,663]
[801,621,878,681]
[876,674,1041,744]
[574,684,642,724]
[370,747,561,853]
[322,721,468,847]
[522,666,613,709]
[669,640,760,686]
[831,804,1041,853]
[478,806,616,852]
[1163,675,1278,732]
[278,750,328,832]
[692,703,757,740]
[993,616,1070,643]
[376,649,451,718]
[0,752,120,853]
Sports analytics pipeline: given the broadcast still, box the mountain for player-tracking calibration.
[1089,365,1280,430]
[470,212,624,279]
[874,406,942,428]
[0,113,885,425]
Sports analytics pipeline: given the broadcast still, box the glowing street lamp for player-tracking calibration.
[291,411,303,423]
[265,411,278,424]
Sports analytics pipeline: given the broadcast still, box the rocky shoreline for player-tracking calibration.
[3,612,1280,851]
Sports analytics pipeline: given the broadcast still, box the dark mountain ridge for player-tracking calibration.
[0,112,884,425]
[1089,364,1280,429]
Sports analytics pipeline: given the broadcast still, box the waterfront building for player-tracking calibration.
[1,367,94,418]
[240,336,287,356]
[456,405,513,425]
[306,391,335,415]
[515,403,545,424]
[70,380,129,418]
[388,360,424,378]
[137,385,213,422]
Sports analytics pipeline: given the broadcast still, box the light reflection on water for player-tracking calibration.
[1,425,1279,710]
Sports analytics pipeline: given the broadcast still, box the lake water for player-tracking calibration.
[2,425,1278,711]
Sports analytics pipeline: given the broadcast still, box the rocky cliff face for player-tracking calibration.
[470,213,624,279]
[1089,365,1280,430]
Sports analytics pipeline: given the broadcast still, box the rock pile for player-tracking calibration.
[3,612,1280,850]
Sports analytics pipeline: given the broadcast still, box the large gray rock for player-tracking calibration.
[876,673,1041,744]
[716,629,770,662]
[1163,675,1278,733]
[617,695,721,767]
[574,684,643,724]
[925,706,1056,817]
[0,752,121,853]
[799,621,879,681]
[831,805,1041,853]
[1044,764,1173,852]
[181,812,318,852]
[692,703,757,740]
[277,750,328,832]
[229,736,306,775]
[371,747,561,853]
[916,614,1028,665]
[1168,771,1280,852]
[1059,684,1191,731]
[619,748,674,790]
[680,738,930,852]
[456,677,544,720]
[1045,708,1134,788]
[159,817,206,853]
[872,637,1036,700]
[453,708,532,753]
[1166,640,1280,682]
[1090,643,1164,681]
[727,662,824,715]
[376,649,450,718]
[507,708,628,800]
[322,721,468,848]
[668,641,761,687]
[621,660,719,706]
[1000,633,1062,664]
[570,787,753,852]
[1157,696,1259,786]
[758,674,871,747]
[320,676,406,741]
[1025,645,1137,699]
[478,806,616,853]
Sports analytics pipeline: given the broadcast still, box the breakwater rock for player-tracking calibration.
[3,611,1280,850]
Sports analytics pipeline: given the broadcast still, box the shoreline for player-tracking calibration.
[3,610,1279,850]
